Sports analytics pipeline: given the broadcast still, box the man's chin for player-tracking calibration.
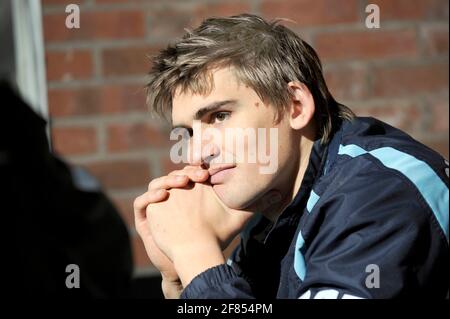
[212,184,256,211]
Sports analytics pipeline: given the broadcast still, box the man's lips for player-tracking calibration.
[208,164,236,184]
[208,164,236,176]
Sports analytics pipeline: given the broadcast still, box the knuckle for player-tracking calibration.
[171,174,185,182]
[168,170,181,176]
[147,190,160,202]
[148,176,163,189]
[133,196,143,210]
[148,180,156,189]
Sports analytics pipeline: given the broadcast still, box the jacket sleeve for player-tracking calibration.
[296,167,449,299]
[180,263,255,299]
[180,213,275,299]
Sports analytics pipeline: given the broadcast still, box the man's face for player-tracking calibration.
[171,67,300,210]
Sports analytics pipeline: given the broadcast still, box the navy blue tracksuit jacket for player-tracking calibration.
[180,117,449,299]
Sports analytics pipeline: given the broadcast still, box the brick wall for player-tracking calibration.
[42,0,449,277]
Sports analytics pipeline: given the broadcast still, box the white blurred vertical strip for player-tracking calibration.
[11,0,50,143]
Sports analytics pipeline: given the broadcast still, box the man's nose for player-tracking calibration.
[202,143,221,166]
[188,133,221,167]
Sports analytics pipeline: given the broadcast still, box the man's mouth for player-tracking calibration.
[209,164,236,184]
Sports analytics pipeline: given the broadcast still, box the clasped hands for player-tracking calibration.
[133,166,281,298]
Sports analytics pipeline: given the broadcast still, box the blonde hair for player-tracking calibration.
[146,14,354,143]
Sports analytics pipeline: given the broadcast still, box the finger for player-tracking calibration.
[148,175,189,190]
[168,167,209,182]
[134,189,169,210]
[181,165,204,171]
[167,165,200,176]
[134,189,168,223]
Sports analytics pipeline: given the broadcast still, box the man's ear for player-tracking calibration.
[287,81,315,130]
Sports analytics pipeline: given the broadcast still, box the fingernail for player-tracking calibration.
[269,194,282,204]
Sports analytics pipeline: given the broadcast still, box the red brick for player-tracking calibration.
[161,159,185,176]
[147,4,195,39]
[102,46,161,77]
[107,122,170,152]
[428,95,449,133]
[193,1,252,26]
[96,0,171,3]
[46,50,93,81]
[261,0,359,26]
[372,63,449,97]
[147,2,251,40]
[324,66,370,101]
[352,101,423,133]
[84,159,151,189]
[422,25,449,56]
[131,234,153,268]
[315,29,418,62]
[42,0,86,5]
[370,0,448,21]
[52,126,97,155]
[95,0,143,3]
[43,10,145,43]
[48,84,147,117]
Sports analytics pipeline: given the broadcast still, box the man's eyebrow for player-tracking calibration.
[194,99,237,120]
[172,99,237,129]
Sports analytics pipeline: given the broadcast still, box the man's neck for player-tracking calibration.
[292,136,315,202]
[264,134,315,223]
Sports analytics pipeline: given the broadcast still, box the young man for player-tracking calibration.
[134,14,449,299]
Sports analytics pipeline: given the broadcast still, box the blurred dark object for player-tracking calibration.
[130,275,164,299]
[1,81,133,297]
[0,1,15,83]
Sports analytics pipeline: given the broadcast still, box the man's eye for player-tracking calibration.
[212,111,231,123]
